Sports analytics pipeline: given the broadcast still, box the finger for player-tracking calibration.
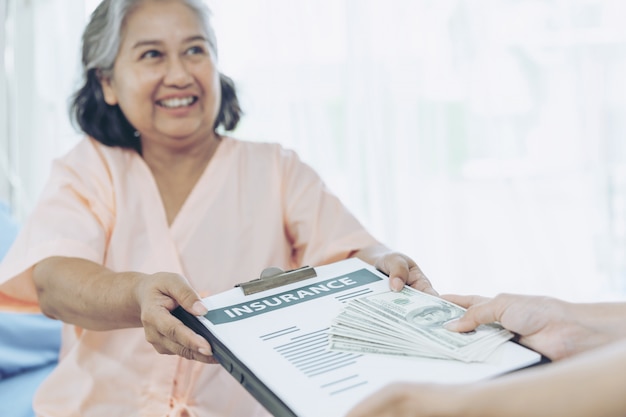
[173,335,218,364]
[145,306,213,359]
[375,254,438,295]
[375,254,409,292]
[406,265,438,296]
[151,325,216,364]
[444,299,502,333]
[155,273,208,316]
[159,326,216,363]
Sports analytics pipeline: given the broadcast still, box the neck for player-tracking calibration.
[140,132,223,226]
[141,132,221,177]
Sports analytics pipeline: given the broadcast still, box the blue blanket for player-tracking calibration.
[0,203,61,416]
[0,203,19,259]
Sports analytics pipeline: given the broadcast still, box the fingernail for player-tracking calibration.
[192,301,208,316]
[196,335,212,356]
[391,277,404,291]
[444,319,459,331]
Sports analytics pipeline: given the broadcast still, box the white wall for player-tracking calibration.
[3,0,626,302]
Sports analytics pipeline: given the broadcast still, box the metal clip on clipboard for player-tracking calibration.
[236,266,317,295]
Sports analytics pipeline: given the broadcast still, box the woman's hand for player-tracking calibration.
[353,245,437,296]
[443,293,572,360]
[445,293,626,360]
[135,272,217,364]
[374,252,437,295]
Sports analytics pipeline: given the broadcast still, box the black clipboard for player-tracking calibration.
[172,305,297,417]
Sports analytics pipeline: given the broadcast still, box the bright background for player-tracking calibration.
[2,0,626,301]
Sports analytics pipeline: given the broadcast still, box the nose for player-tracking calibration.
[163,55,193,87]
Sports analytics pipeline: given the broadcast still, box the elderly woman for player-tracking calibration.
[0,0,434,416]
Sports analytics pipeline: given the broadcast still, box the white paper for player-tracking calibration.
[198,258,541,417]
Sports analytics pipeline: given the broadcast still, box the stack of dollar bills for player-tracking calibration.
[328,287,514,363]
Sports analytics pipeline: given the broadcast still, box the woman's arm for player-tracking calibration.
[464,339,626,417]
[33,256,215,362]
[562,301,626,355]
[347,338,626,417]
[34,256,145,330]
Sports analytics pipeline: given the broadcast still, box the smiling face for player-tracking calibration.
[100,0,220,152]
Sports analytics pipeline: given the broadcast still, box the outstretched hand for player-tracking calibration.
[135,272,217,364]
[443,293,572,360]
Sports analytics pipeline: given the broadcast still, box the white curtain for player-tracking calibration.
[1,0,86,219]
[211,0,626,301]
[1,0,11,206]
[4,0,626,301]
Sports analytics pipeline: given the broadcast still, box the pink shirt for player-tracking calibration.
[0,137,379,417]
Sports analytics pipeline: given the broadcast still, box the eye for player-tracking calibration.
[185,45,206,56]
[140,49,162,60]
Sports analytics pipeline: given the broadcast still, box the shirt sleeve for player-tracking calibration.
[279,146,380,267]
[0,139,115,309]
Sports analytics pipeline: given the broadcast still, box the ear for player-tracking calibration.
[98,70,118,105]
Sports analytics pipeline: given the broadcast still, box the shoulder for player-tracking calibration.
[59,137,134,167]
[42,138,139,212]
[52,137,137,182]
[220,137,327,199]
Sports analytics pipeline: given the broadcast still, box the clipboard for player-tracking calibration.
[172,305,298,416]
[173,258,546,417]
[172,265,320,416]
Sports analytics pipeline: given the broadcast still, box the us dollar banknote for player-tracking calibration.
[328,287,513,362]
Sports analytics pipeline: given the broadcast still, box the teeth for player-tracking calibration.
[160,97,194,108]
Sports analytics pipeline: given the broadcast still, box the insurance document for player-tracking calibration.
[183,258,542,417]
